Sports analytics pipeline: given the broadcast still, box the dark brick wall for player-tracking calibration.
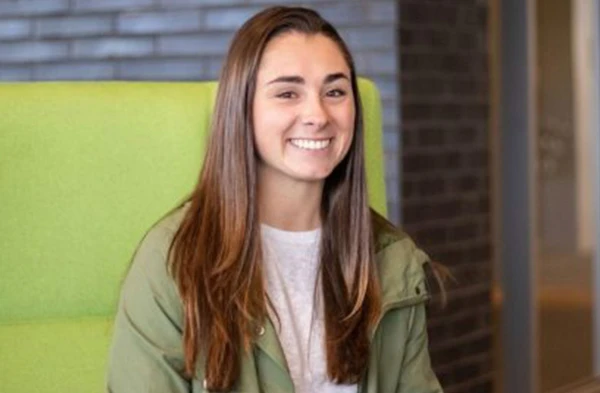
[398,1,493,392]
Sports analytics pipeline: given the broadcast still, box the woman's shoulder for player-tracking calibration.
[125,201,192,286]
[371,210,433,301]
[114,203,191,343]
[138,201,191,251]
[371,210,419,257]
[372,214,404,252]
[146,201,191,241]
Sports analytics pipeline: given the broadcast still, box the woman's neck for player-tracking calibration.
[257,171,324,232]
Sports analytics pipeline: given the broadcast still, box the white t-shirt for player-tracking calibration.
[261,224,357,393]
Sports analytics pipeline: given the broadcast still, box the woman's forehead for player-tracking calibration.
[256,32,350,83]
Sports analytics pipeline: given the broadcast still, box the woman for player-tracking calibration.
[107,6,443,393]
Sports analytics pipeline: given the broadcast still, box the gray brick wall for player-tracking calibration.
[0,1,70,16]
[0,0,401,223]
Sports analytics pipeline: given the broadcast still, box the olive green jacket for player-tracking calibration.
[106,207,443,393]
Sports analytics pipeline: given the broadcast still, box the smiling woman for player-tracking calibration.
[106,6,443,393]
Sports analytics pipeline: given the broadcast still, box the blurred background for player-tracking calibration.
[0,0,598,392]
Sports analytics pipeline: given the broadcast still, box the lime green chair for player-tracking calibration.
[0,79,385,393]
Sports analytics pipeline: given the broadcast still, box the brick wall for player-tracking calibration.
[0,0,402,222]
[398,1,493,392]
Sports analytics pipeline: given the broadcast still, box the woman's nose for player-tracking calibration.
[301,94,328,129]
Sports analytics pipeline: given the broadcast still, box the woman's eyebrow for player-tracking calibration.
[324,72,349,84]
[266,72,349,86]
[267,75,304,85]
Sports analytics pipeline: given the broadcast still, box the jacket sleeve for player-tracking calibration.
[106,225,192,393]
[397,303,443,393]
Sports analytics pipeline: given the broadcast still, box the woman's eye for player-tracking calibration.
[276,91,297,99]
[326,89,347,97]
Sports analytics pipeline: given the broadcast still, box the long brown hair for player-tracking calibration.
[168,6,381,390]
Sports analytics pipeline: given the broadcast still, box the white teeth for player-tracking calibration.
[290,138,331,150]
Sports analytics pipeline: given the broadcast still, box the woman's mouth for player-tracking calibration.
[288,138,333,150]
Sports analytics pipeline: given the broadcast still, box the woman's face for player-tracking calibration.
[252,32,356,186]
